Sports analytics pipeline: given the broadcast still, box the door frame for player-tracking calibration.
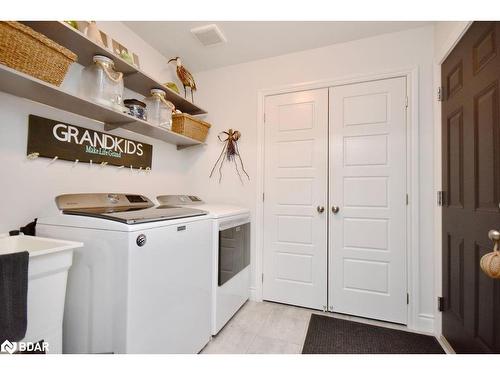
[255,67,423,331]
[433,22,473,340]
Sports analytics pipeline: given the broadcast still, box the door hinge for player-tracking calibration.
[261,273,264,283]
[407,293,409,305]
[406,194,409,205]
[405,95,408,108]
[438,297,445,312]
[437,86,444,102]
[262,192,265,202]
[263,113,266,123]
[437,191,445,206]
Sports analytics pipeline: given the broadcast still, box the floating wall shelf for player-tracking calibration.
[21,21,207,116]
[0,64,204,149]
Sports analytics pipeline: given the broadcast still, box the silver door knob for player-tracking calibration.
[331,205,340,214]
[489,230,500,251]
[489,230,500,241]
[317,206,325,213]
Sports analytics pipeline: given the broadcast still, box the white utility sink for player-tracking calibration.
[0,234,82,353]
[0,234,82,257]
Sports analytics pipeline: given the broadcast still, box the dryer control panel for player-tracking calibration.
[157,195,204,206]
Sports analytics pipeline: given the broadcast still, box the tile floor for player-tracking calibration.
[201,300,451,354]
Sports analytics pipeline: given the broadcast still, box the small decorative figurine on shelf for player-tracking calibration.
[210,129,249,183]
[75,21,89,33]
[168,57,196,102]
[164,82,180,94]
[64,21,78,30]
[119,49,134,65]
[86,21,106,47]
[111,39,140,68]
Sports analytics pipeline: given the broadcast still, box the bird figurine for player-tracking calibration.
[168,57,197,102]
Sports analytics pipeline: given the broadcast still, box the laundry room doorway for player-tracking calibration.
[261,74,411,324]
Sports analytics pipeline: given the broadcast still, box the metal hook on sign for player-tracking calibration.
[73,159,79,167]
[117,165,125,170]
[49,156,58,165]
[100,161,108,168]
[130,165,133,173]
[145,167,151,173]
[27,152,40,160]
[138,167,143,173]
[89,160,93,167]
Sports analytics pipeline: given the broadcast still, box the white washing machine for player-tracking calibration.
[157,195,250,335]
[37,193,212,354]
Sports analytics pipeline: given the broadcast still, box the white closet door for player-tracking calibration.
[329,77,408,323]
[263,89,328,310]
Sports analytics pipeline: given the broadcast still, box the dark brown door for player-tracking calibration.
[442,21,500,354]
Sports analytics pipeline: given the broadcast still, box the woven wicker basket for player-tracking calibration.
[172,113,211,142]
[0,21,77,86]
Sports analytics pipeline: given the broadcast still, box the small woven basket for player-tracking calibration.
[0,21,77,86]
[172,113,211,142]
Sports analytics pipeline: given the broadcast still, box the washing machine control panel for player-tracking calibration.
[56,193,154,210]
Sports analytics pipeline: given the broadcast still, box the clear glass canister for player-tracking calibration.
[80,55,124,111]
[144,89,175,129]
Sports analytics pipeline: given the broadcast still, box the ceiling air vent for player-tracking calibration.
[190,24,227,47]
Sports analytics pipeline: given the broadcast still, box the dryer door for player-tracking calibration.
[218,222,250,286]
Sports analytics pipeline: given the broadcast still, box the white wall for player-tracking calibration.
[0,21,439,332]
[185,25,436,332]
[0,22,189,232]
[434,21,471,63]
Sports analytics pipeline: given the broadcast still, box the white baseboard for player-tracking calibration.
[414,313,435,333]
[249,287,260,301]
[249,286,434,335]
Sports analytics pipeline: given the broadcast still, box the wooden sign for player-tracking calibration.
[27,115,153,169]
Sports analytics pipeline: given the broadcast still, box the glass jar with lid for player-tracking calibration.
[80,55,125,111]
[144,89,175,129]
[124,99,147,121]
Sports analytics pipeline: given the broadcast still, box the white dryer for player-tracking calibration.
[37,193,212,354]
[157,195,250,335]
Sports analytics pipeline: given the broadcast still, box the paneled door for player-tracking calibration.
[441,21,500,353]
[329,78,408,324]
[263,88,328,310]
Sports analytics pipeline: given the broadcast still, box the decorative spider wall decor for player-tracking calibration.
[209,129,250,183]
